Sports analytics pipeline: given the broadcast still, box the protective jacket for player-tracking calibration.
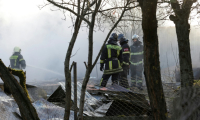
[100,42,123,75]
[130,41,143,65]
[121,42,130,66]
[9,52,26,70]
[118,41,130,88]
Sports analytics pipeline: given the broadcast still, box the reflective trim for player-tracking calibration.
[109,61,112,70]
[10,55,18,66]
[118,60,121,68]
[104,67,123,74]
[123,61,129,65]
[131,80,136,82]
[100,60,104,63]
[137,80,143,83]
[131,51,143,55]
[123,51,130,54]
[100,78,103,86]
[130,60,143,65]
[9,55,18,60]
[117,50,120,57]
[108,49,111,58]
[19,59,24,61]
[107,44,122,50]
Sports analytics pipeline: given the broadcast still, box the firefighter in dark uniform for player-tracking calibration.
[118,34,130,89]
[10,47,26,70]
[4,47,26,94]
[99,33,123,87]
[130,34,143,90]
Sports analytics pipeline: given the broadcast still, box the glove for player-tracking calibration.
[100,64,104,71]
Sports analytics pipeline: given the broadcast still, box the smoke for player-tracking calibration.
[158,26,200,69]
[0,0,200,84]
[0,0,106,82]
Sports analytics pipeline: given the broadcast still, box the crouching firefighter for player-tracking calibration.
[99,33,123,87]
[130,34,144,90]
[118,34,130,89]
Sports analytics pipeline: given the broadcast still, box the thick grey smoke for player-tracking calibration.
[0,0,200,84]
[0,0,106,82]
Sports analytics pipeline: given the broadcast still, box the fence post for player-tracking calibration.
[74,62,78,120]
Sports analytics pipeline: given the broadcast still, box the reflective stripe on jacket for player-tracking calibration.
[130,44,143,66]
[121,43,130,66]
[100,44,123,74]
[9,52,26,69]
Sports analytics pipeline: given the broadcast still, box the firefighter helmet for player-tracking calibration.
[111,33,118,40]
[14,47,21,52]
[117,34,124,41]
[108,33,118,45]
[132,34,139,41]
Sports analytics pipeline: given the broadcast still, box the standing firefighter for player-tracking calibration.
[130,34,144,90]
[99,33,123,87]
[10,47,26,70]
[118,34,130,89]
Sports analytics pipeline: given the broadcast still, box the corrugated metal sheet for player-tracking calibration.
[0,88,73,120]
[59,82,102,112]
[16,98,74,120]
[0,89,20,120]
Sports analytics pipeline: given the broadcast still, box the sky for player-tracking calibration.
[0,0,200,83]
[0,0,107,82]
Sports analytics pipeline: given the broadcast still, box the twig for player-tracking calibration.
[70,61,75,72]
[84,61,88,69]
[70,48,80,58]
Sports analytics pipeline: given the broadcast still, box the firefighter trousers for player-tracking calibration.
[119,65,129,88]
[130,64,143,87]
[100,73,119,87]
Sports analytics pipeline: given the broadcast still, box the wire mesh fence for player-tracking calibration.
[85,79,153,119]
[1,62,200,120]
[82,63,200,120]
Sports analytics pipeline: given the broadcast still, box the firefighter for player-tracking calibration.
[130,34,143,90]
[118,34,130,89]
[99,33,123,87]
[4,47,26,95]
[10,47,26,70]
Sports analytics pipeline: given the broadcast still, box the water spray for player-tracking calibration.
[26,64,65,77]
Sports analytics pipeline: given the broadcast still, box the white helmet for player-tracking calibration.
[14,47,21,52]
[132,34,139,40]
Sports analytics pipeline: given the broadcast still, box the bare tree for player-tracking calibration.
[138,0,168,120]
[169,0,198,87]
[44,0,136,119]
[45,1,96,119]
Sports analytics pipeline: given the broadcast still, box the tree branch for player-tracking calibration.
[47,0,91,25]
[91,2,129,69]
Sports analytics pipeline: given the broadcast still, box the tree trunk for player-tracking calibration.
[73,62,78,120]
[170,1,194,88]
[78,1,102,119]
[175,20,194,87]
[64,17,82,120]
[0,59,39,120]
[139,1,167,120]
[9,69,31,101]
